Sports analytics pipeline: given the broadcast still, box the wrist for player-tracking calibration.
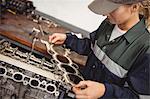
[98,83,106,98]
[100,83,113,98]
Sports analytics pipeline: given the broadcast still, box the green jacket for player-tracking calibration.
[65,16,150,98]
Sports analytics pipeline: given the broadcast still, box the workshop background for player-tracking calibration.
[32,0,106,33]
[0,0,104,99]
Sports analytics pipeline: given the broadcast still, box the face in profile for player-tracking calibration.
[105,5,135,25]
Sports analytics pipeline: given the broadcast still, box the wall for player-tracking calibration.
[32,0,106,32]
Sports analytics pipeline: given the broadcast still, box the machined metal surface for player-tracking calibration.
[0,0,85,98]
[0,35,82,99]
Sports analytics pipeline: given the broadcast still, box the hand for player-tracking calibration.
[72,80,105,99]
[49,33,67,45]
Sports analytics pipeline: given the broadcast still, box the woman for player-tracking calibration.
[49,0,150,98]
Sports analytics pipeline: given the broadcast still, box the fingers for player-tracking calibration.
[74,81,89,88]
[73,81,105,99]
[51,36,60,44]
[75,95,88,99]
[72,81,89,95]
[73,87,86,95]
[49,33,66,45]
[73,86,89,99]
[49,33,57,43]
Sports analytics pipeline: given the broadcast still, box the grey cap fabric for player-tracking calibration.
[109,0,144,4]
[88,0,144,15]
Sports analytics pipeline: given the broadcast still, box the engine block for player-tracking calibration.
[0,35,84,99]
[0,0,85,99]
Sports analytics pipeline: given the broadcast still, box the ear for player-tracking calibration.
[131,3,140,13]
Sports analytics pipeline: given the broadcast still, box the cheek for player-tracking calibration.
[112,12,131,24]
[110,7,131,24]
[115,15,127,24]
[108,14,122,24]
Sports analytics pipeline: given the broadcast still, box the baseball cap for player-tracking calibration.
[88,0,144,15]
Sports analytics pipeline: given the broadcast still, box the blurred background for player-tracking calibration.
[31,0,106,33]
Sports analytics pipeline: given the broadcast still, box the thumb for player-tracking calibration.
[74,81,88,88]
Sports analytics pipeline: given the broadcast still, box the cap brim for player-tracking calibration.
[88,0,122,15]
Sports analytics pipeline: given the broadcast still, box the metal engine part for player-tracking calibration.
[1,0,35,14]
[0,0,85,98]
[0,37,83,99]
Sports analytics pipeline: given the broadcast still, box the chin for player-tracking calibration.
[109,20,116,24]
[107,18,116,24]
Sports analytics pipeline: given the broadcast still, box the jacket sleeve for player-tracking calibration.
[102,47,150,99]
[64,19,109,55]
[64,31,97,55]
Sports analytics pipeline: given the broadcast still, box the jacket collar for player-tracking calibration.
[124,16,147,43]
[105,15,147,43]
